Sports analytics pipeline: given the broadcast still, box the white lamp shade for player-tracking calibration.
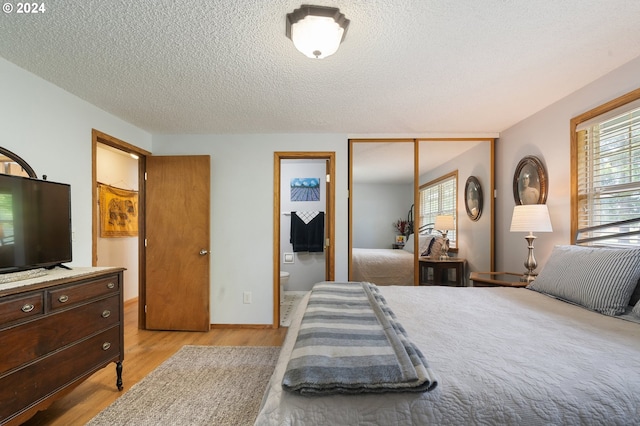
[286,5,349,59]
[434,215,454,231]
[510,204,553,233]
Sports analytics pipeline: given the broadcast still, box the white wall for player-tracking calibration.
[496,56,640,273]
[151,134,349,325]
[0,58,152,270]
[280,159,326,292]
[96,145,139,301]
[352,182,413,249]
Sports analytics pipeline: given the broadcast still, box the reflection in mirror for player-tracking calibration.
[349,140,416,286]
[418,140,493,284]
[0,147,36,178]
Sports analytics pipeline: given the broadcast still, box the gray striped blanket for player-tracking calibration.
[281,282,438,395]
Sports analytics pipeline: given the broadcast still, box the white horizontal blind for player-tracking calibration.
[577,104,640,246]
[419,174,456,247]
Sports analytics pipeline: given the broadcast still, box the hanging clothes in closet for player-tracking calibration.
[290,211,325,252]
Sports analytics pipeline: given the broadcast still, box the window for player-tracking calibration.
[419,171,457,248]
[572,89,640,247]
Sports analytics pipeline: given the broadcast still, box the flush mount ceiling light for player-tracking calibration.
[286,5,350,59]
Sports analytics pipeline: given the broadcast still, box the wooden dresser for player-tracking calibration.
[0,267,125,426]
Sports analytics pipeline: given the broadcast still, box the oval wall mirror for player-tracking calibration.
[465,176,483,221]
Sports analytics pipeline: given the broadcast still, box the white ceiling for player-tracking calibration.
[1,1,639,135]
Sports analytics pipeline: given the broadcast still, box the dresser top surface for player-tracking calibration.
[0,267,124,295]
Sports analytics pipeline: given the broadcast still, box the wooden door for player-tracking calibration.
[145,156,210,331]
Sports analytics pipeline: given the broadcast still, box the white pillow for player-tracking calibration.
[527,245,640,316]
[403,234,414,253]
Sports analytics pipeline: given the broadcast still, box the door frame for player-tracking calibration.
[92,129,151,328]
[273,152,335,328]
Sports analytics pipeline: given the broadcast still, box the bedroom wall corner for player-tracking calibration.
[495,55,640,273]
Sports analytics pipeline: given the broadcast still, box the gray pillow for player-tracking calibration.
[527,245,640,316]
[633,300,640,318]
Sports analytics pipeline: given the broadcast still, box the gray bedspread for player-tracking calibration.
[281,282,437,395]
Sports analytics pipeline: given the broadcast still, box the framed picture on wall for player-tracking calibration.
[512,155,548,205]
[290,177,320,201]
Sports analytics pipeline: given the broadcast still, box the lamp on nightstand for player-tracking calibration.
[510,204,552,283]
[434,215,455,260]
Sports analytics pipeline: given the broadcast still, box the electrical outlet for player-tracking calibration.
[243,291,252,304]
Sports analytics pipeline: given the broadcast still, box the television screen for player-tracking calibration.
[0,174,72,273]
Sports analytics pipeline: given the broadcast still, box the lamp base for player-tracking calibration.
[438,234,450,261]
[520,233,538,283]
[520,272,537,283]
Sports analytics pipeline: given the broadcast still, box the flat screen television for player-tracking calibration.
[0,174,72,274]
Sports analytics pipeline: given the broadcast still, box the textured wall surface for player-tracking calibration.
[1,0,639,134]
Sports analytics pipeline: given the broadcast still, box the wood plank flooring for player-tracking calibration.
[21,299,287,426]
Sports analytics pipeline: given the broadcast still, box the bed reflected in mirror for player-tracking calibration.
[349,140,416,285]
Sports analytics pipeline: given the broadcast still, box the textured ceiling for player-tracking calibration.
[1,0,639,135]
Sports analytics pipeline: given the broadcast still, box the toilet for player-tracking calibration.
[280,271,290,304]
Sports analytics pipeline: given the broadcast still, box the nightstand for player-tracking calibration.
[419,257,466,286]
[469,272,528,287]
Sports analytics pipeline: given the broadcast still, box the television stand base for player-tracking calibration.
[46,263,72,271]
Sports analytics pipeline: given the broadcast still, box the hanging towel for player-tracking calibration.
[291,211,325,252]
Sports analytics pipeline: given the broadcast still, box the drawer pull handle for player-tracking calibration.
[102,310,111,318]
[58,295,69,303]
[107,282,116,289]
[21,303,35,313]
[102,342,111,351]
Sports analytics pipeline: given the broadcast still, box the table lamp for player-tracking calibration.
[510,204,552,282]
[434,215,454,260]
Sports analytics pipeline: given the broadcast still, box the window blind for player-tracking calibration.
[419,173,457,247]
[576,104,640,246]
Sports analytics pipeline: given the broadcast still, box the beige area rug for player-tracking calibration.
[87,345,281,426]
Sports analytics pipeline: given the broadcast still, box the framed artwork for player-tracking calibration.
[464,176,483,221]
[99,183,139,237]
[512,156,548,205]
[290,177,320,201]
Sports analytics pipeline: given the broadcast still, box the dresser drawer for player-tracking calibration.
[48,275,120,310]
[0,292,43,327]
[0,325,121,423]
[0,295,120,375]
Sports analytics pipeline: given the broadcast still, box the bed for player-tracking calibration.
[256,245,640,425]
[351,233,439,286]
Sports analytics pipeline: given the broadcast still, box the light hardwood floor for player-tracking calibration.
[21,299,287,426]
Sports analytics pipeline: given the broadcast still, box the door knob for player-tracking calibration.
[199,249,209,255]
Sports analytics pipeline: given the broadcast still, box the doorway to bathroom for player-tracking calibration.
[273,152,335,328]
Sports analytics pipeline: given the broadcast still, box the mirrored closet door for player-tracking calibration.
[349,138,494,287]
